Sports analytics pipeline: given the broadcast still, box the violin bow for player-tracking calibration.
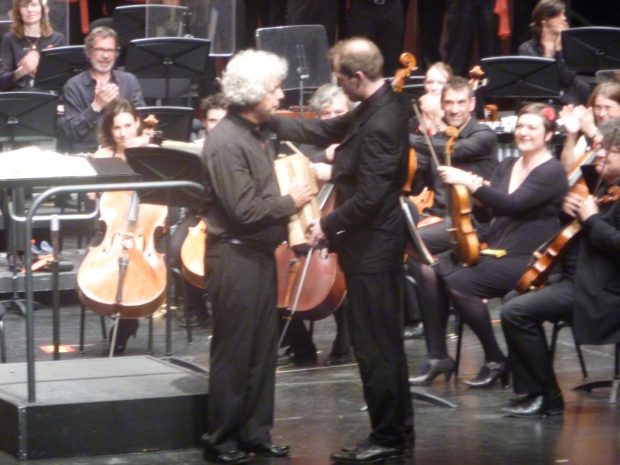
[411,101,442,169]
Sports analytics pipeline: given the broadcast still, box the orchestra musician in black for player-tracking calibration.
[268,37,414,464]
[201,49,313,465]
[409,77,498,253]
[500,118,620,417]
[61,26,144,154]
[0,0,65,91]
[410,103,568,388]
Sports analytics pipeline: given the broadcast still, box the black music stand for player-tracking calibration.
[481,56,562,109]
[124,37,211,105]
[125,146,205,354]
[562,27,620,75]
[0,19,11,48]
[0,92,57,317]
[256,25,332,109]
[137,106,194,142]
[0,91,58,149]
[33,46,87,92]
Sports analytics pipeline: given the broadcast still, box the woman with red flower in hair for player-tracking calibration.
[410,103,568,388]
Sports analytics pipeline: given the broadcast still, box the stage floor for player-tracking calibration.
[0,293,618,464]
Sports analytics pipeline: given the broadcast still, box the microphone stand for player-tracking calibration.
[295,44,309,117]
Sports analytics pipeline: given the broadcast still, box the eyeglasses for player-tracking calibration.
[92,47,118,55]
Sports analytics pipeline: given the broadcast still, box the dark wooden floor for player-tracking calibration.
[0,289,619,465]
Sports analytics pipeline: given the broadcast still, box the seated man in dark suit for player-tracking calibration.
[60,26,144,153]
[500,117,620,417]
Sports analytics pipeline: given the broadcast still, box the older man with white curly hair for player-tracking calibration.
[200,49,313,465]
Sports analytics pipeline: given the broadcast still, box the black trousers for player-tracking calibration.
[500,281,573,397]
[346,271,414,449]
[417,0,447,68]
[345,0,404,76]
[203,241,279,454]
[444,0,498,76]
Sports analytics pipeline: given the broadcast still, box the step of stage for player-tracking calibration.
[0,355,208,460]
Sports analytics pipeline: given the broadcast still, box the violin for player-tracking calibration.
[77,191,168,318]
[276,183,347,320]
[516,185,620,293]
[444,126,480,266]
[180,216,208,290]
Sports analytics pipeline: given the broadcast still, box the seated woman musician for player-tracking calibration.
[0,0,65,90]
[560,81,620,172]
[409,103,569,387]
[88,100,152,354]
[500,118,620,417]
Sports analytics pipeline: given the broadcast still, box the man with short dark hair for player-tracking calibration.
[409,76,498,253]
[269,37,414,463]
[61,26,144,153]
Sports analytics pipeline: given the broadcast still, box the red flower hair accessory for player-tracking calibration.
[542,106,556,122]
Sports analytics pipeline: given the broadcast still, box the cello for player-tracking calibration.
[180,217,208,290]
[276,182,347,321]
[76,190,168,319]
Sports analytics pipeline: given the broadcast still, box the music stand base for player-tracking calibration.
[410,388,457,408]
[573,378,620,404]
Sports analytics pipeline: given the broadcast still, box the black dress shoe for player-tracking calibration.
[203,448,249,464]
[326,353,355,366]
[464,361,510,388]
[403,324,424,340]
[243,443,290,457]
[331,443,405,463]
[110,319,139,355]
[409,357,455,386]
[502,394,564,417]
[508,393,539,406]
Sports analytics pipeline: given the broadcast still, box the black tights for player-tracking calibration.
[418,264,505,363]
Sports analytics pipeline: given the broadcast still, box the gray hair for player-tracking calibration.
[308,84,351,113]
[221,49,288,106]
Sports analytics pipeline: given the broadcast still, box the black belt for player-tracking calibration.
[209,235,275,255]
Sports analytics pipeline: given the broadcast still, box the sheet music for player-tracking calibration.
[0,146,97,180]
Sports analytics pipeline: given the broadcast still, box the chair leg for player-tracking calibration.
[100,315,107,340]
[549,321,561,362]
[550,321,588,379]
[454,316,464,377]
[79,303,86,353]
[0,318,6,363]
[147,315,154,354]
[571,327,589,379]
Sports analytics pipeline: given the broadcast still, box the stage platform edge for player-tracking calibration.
[0,355,208,460]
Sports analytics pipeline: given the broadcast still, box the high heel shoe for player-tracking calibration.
[464,361,510,388]
[409,358,455,386]
[110,319,139,354]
